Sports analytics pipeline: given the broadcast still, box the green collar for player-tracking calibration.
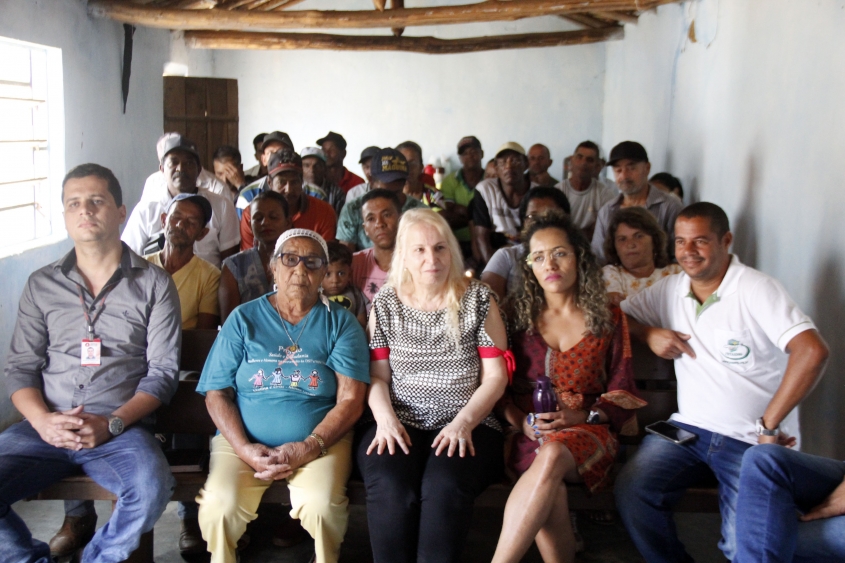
[687,290,720,320]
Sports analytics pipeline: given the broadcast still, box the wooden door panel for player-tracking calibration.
[163,76,238,171]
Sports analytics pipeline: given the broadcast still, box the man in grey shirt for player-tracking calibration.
[0,163,181,562]
[591,141,683,264]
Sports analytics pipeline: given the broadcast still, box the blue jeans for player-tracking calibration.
[0,421,175,563]
[614,421,751,562]
[734,444,845,563]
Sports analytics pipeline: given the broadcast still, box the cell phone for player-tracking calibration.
[645,421,698,445]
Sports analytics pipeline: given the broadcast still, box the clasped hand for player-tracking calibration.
[522,408,587,441]
[237,441,313,481]
[32,405,111,450]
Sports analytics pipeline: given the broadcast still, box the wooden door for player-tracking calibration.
[163,77,238,170]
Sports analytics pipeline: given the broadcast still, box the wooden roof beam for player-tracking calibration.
[88,0,668,31]
[183,26,624,53]
[559,13,610,28]
[591,10,639,24]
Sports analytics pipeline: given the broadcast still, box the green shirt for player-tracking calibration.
[439,169,477,242]
[338,193,426,250]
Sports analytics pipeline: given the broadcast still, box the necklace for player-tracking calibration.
[273,296,313,353]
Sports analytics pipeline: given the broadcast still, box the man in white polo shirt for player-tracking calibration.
[614,202,829,563]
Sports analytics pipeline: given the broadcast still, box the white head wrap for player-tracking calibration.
[273,228,329,262]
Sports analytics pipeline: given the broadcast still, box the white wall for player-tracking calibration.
[603,0,845,458]
[205,15,608,177]
[0,0,170,428]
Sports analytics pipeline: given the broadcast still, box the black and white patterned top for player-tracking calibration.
[370,280,502,432]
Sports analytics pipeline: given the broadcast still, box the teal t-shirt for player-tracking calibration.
[196,294,369,447]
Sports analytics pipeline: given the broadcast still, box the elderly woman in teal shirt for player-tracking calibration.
[196,229,369,563]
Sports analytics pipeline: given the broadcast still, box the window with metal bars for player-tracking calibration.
[0,36,65,256]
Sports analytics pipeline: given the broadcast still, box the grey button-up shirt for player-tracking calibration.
[4,243,182,423]
[591,184,683,264]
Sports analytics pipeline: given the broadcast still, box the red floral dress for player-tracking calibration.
[506,306,646,492]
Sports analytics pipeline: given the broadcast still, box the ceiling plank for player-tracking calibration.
[88,0,670,31]
[183,26,624,53]
[591,10,638,24]
[267,0,310,10]
[559,13,610,28]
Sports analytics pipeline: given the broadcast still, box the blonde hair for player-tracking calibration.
[388,208,468,343]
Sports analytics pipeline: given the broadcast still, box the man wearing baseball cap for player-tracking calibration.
[440,136,484,257]
[469,141,531,266]
[239,149,337,250]
[317,131,365,193]
[139,132,228,202]
[122,133,240,268]
[337,148,426,251]
[345,146,381,204]
[235,130,295,219]
[591,141,683,263]
[301,147,346,217]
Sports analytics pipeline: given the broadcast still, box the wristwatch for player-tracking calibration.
[107,416,125,437]
[586,410,602,425]
[755,417,779,437]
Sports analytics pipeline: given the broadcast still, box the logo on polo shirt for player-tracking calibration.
[720,338,751,363]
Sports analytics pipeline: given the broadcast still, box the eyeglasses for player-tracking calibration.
[276,253,327,270]
[525,248,573,267]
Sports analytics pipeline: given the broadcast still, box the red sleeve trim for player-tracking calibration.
[478,347,516,385]
[370,348,390,361]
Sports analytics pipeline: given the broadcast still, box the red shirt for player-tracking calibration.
[339,167,365,193]
[240,194,337,251]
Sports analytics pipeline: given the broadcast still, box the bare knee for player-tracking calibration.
[534,443,575,482]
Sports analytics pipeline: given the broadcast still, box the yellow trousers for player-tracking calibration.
[196,432,353,563]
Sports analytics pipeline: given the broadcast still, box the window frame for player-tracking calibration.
[0,35,66,259]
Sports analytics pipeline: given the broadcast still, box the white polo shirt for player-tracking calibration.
[140,169,227,201]
[621,255,815,445]
[121,187,240,268]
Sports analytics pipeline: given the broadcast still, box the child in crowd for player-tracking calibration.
[322,241,368,327]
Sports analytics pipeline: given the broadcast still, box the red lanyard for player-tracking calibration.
[76,283,116,340]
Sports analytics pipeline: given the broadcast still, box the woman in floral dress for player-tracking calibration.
[492,210,646,563]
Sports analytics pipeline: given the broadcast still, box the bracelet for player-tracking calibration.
[309,433,327,457]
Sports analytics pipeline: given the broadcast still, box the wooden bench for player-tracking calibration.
[35,330,718,563]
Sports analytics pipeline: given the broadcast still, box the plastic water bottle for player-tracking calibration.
[533,375,557,413]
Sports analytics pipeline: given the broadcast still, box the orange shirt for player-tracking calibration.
[339,167,365,193]
[240,194,337,251]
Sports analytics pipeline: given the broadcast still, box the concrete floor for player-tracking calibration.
[15,499,725,562]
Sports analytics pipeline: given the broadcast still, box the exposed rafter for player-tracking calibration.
[88,0,671,31]
[184,26,624,53]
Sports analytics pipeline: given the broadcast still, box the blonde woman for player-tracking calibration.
[356,208,510,563]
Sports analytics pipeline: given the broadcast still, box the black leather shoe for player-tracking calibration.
[179,517,207,554]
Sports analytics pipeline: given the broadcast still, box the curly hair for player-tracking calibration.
[506,210,613,337]
[602,207,669,269]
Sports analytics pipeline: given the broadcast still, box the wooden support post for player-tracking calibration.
[183,26,624,53]
[390,0,405,37]
[88,0,673,31]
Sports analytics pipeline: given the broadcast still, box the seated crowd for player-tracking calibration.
[1,128,839,563]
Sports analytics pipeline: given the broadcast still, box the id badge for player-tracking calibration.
[81,339,101,366]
